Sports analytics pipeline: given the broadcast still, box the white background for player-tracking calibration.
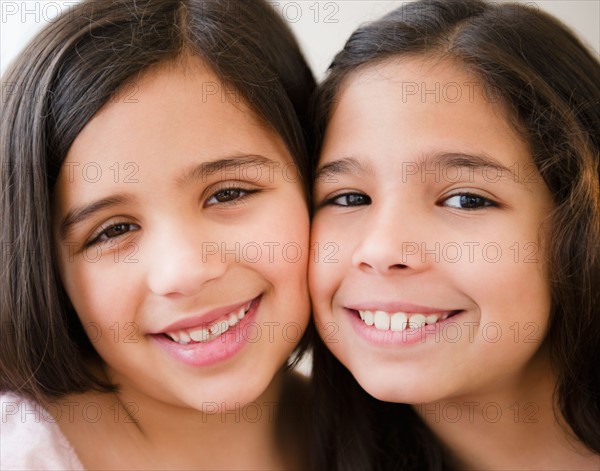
[1,1,599,79]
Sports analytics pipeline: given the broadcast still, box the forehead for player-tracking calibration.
[57,56,290,184]
[321,56,526,167]
[72,57,264,149]
[338,56,494,101]
[332,56,510,126]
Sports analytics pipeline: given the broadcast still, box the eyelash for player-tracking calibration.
[203,184,260,207]
[441,192,497,210]
[86,222,140,247]
[322,192,372,207]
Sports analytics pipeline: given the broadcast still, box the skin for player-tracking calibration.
[51,57,310,470]
[310,57,599,469]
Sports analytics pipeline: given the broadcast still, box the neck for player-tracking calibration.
[55,370,309,470]
[415,358,598,470]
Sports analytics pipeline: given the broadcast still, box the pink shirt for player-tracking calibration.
[1,393,85,470]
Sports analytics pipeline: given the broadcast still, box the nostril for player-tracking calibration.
[390,263,409,270]
[356,261,408,273]
[357,261,375,272]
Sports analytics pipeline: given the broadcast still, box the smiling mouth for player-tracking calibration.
[163,299,257,345]
[350,309,462,332]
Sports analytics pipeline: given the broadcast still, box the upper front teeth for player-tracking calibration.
[358,310,449,332]
[166,301,252,344]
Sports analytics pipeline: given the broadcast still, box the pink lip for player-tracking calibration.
[150,296,261,367]
[346,301,454,314]
[152,298,256,334]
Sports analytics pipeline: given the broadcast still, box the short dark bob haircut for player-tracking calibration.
[311,1,600,469]
[0,0,315,404]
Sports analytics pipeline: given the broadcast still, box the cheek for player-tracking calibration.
[307,262,327,326]
[455,261,551,393]
[308,216,348,319]
[247,192,310,284]
[493,261,551,334]
[63,260,136,326]
[449,245,552,344]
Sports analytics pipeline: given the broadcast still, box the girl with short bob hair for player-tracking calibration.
[1,0,315,468]
[310,1,600,469]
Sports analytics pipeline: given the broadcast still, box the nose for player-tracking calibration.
[351,203,427,275]
[145,222,227,297]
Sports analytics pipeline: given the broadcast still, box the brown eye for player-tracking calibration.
[104,223,132,238]
[214,189,243,203]
[443,193,496,210]
[88,222,139,246]
[204,187,258,207]
[326,192,371,207]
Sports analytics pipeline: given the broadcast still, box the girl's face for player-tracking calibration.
[310,58,554,403]
[53,59,310,409]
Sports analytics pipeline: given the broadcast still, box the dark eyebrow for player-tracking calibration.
[424,152,520,183]
[59,194,134,240]
[177,154,280,186]
[315,152,521,184]
[314,157,374,182]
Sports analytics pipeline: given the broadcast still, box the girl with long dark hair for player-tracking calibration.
[0,1,315,468]
[310,1,600,469]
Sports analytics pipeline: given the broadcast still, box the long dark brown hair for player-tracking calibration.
[0,0,315,404]
[311,1,600,469]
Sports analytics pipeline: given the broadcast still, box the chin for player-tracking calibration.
[352,369,445,405]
